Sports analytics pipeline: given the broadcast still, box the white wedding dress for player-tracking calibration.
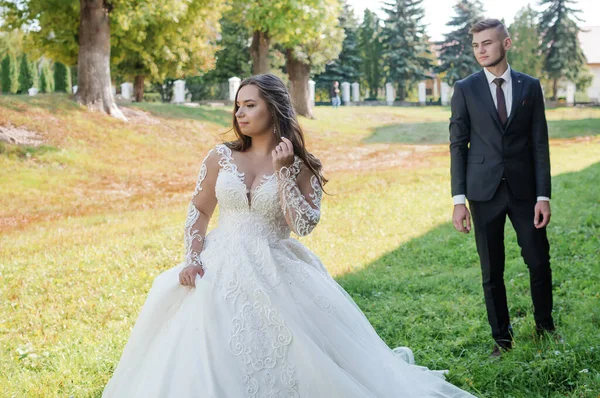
[103,144,476,398]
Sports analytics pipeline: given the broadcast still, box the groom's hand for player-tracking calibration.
[453,204,471,234]
[534,200,551,229]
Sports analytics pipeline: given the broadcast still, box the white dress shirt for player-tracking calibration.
[453,65,549,205]
[484,65,512,118]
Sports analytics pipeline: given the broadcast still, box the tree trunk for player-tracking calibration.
[134,75,144,102]
[286,50,313,119]
[250,30,270,75]
[73,0,125,121]
[552,78,558,101]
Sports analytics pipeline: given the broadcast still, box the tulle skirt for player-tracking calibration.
[103,228,476,397]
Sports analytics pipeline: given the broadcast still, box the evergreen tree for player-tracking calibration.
[381,0,432,101]
[18,54,38,93]
[0,56,5,94]
[203,10,252,82]
[39,60,54,93]
[508,6,544,78]
[358,9,384,99]
[436,0,484,85]
[538,0,587,100]
[54,62,72,93]
[314,2,363,90]
[1,53,20,94]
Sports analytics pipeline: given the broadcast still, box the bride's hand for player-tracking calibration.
[272,137,294,172]
[179,265,204,287]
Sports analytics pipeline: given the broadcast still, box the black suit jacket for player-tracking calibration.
[449,69,551,202]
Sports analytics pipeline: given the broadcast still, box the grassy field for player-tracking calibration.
[366,117,600,144]
[1,95,599,397]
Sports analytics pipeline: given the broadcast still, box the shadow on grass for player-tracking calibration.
[129,102,232,128]
[336,162,600,397]
[365,119,600,144]
[365,121,448,144]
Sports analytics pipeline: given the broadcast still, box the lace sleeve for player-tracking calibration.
[276,158,323,236]
[184,147,220,268]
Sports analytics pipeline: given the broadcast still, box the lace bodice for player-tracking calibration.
[183,144,323,267]
[214,145,291,241]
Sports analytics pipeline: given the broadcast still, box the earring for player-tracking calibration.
[273,124,277,135]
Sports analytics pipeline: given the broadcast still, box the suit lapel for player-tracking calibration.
[473,70,503,131]
[505,70,523,130]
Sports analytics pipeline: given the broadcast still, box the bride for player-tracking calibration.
[102,74,476,397]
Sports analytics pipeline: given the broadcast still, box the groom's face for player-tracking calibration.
[472,28,512,68]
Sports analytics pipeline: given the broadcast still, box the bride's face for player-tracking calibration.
[235,85,273,137]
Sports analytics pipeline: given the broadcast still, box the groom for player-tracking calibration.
[449,19,555,357]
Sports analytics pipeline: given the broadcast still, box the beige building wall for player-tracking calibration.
[586,65,600,103]
[580,27,600,103]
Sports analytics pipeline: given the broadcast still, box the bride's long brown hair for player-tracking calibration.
[225,74,327,188]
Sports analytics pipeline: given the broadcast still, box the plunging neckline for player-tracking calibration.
[216,144,299,209]
[235,169,276,208]
[220,163,276,209]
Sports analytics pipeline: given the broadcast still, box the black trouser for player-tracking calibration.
[469,180,554,344]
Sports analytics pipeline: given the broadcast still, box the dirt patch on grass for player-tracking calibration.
[0,143,445,233]
[0,181,191,232]
[0,140,447,232]
[119,106,162,125]
[0,124,43,146]
[549,135,599,146]
[318,143,446,173]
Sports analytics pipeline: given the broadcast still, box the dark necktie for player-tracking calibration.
[493,78,508,126]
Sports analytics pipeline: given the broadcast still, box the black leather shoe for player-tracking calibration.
[489,341,512,358]
[489,345,503,358]
[536,327,564,344]
[535,325,555,334]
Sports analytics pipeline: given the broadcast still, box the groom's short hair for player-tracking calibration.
[469,19,509,39]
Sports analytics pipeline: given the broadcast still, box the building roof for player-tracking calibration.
[580,26,600,64]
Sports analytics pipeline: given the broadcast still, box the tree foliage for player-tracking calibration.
[1,53,19,93]
[381,0,432,100]
[284,0,343,117]
[314,2,362,88]
[538,0,588,99]
[54,61,71,93]
[358,9,384,99]
[18,52,37,92]
[111,0,224,82]
[508,6,544,78]
[436,0,484,85]
[38,58,54,93]
[0,0,224,81]
[203,9,252,82]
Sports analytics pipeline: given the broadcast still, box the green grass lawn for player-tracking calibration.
[1,95,599,397]
[338,163,600,397]
[130,101,232,127]
[366,117,600,144]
